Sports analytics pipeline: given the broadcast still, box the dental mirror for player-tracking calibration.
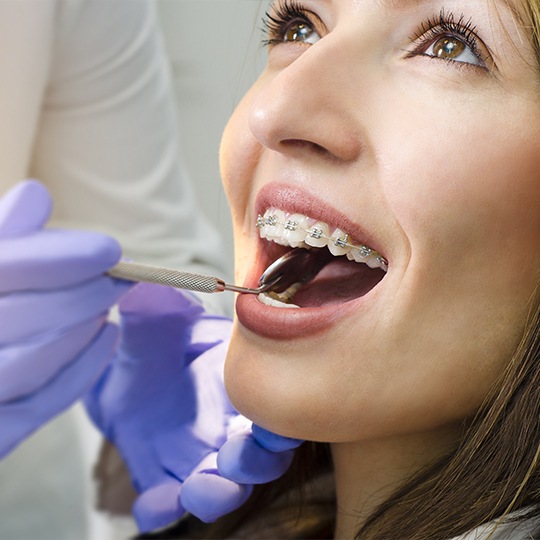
[107,247,327,296]
[253,247,326,294]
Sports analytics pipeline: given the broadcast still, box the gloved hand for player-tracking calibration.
[180,420,303,521]
[0,180,130,458]
[85,282,302,532]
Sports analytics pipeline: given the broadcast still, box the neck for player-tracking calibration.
[331,426,461,539]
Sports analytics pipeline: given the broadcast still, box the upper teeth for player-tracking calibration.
[257,208,388,272]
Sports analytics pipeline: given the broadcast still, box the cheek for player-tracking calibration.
[380,101,540,274]
[220,112,252,225]
[224,321,479,442]
[376,107,540,405]
[220,102,262,284]
[219,82,266,230]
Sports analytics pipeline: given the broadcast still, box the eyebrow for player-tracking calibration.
[375,0,526,27]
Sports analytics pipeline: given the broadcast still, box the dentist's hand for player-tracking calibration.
[0,180,130,458]
[180,420,303,522]
[85,283,302,532]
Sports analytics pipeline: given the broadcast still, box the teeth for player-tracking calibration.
[328,229,350,256]
[264,209,287,245]
[256,208,388,272]
[258,293,300,309]
[305,221,330,248]
[282,213,309,247]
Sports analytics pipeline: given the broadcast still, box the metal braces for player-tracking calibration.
[256,213,388,270]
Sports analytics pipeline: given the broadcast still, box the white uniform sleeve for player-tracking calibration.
[0,0,231,312]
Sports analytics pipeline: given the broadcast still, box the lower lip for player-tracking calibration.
[235,292,369,340]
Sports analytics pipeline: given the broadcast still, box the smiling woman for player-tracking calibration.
[160,0,540,539]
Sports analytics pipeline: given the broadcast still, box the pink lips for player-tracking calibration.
[234,183,385,340]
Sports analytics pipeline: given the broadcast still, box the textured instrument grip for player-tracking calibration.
[107,261,223,294]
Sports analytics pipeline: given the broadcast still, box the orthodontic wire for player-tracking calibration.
[256,212,388,270]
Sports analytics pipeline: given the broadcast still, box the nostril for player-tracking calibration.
[249,92,362,161]
[280,138,333,158]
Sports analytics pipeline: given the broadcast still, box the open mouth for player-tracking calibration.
[255,208,388,309]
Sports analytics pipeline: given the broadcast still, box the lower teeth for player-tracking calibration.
[258,292,300,309]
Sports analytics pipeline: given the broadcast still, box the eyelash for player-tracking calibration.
[407,9,489,69]
[261,2,489,69]
[261,0,315,47]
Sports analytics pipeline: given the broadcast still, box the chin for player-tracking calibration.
[224,333,329,439]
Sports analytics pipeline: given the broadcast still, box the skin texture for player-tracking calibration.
[220,0,540,535]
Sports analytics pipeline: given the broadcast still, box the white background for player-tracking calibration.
[158,0,267,270]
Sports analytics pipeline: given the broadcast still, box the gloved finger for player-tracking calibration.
[0,323,118,459]
[0,180,51,239]
[181,467,253,523]
[0,316,107,402]
[252,423,304,452]
[217,432,295,484]
[133,481,185,533]
[0,277,130,343]
[117,283,204,362]
[187,315,233,359]
[0,229,122,293]
[225,413,253,439]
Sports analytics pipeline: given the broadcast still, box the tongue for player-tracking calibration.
[291,258,385,307]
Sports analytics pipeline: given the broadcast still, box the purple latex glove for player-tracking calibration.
[0,180,130,458]
[85,282,302,532]
[180,422,303,523]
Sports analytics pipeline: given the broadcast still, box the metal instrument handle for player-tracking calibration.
[107,260,227,294]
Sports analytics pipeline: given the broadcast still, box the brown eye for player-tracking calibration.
[417,32,484,66]
[432,36,466,59]
[262,3,324,49]
[284,22,319,44]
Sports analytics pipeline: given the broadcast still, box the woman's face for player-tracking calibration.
[221,0,540,442]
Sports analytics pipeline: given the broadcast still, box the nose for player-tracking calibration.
[248,35,364,163]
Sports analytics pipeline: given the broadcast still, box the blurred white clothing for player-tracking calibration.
[0,1,231,538]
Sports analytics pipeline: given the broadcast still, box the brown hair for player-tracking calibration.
[355,285,540,539]
[524,0,540,64]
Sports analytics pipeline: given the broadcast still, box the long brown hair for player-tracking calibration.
[525,0,540,65]
[355,284,540,539]
[354,2,540,533]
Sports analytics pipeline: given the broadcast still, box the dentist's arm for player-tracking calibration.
[0,180,130,458]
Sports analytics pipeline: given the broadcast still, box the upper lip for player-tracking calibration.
[255,182,387,259]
